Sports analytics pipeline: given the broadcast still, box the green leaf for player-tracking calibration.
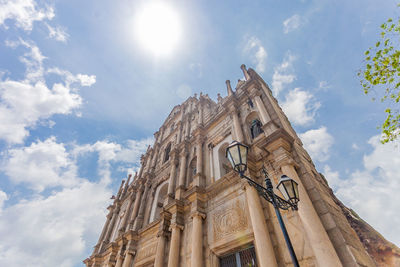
[376,41,381,47]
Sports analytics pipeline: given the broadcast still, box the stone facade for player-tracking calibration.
[84,65,387,267]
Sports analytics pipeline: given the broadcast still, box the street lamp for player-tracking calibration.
[226,141,300,267]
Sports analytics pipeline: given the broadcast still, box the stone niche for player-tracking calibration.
[207,192,254,257]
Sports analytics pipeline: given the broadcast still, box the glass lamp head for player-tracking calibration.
[226,141,248,174]
[277,175,299,208]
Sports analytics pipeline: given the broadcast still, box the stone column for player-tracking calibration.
[133,183,150,230]
[137,157,145,179]
[104,206,119,243]
[254,94,271,125]
[154,233,167,267]
[191,212,206,267]
[115,253,123,267]
[128,187,142,229]
[167,157,178,197]
[198,102,203,125]
[177,122,182,143]
[196,141,203,175]
[175,149,187,200]
[280,164,342,267]
[185,117,191,138]
[177,152,187,188]
[119,192,135,234]
[209,146,215,181]
[245,185,278,267]
[230,106,244,142]
[150,145,160,171]
[168,224,183,267]
[226,80,234,96]
[121,247,134,267]
[241,64,250,81]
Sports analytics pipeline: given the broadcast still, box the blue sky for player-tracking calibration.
[1,0,400,266]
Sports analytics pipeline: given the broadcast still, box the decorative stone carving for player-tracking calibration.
[135,242,157,262]
[212,200,248,241]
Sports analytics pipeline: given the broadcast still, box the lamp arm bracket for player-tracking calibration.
[240,173,292,210]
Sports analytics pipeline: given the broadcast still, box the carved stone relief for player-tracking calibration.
[212,199,248,242]
[135,242,157,262]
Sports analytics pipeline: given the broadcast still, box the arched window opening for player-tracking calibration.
[164,143,171,162]
[150,182,169,222]
[218,143,232,178]
[250,119,263,139]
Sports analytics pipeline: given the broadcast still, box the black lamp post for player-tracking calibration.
[226,141,300,267]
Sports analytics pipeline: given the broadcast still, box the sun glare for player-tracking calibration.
[134,2,181,56]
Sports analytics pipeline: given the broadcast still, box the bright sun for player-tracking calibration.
[134,2,181,56]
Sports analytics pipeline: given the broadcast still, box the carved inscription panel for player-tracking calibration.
[212,199,248,242]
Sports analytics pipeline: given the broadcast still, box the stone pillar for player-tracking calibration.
[154,233,167,267]
[177,152,187,188]
[138,157,145,179]
[104,206,119,243]
[167,157,178,197]
[133,183,150,230]
[128,187,142,229]
[191,212,205,267]
[177,122,182,143]
[119,192,135,234]
[241,64,250,81]
[159,126,165,142]
[121,250,134,267]
[198,101,204,126]
[168,224,183,267]
[226,80,234,96]
[196,141,203,175]
[254,94,271,125]
[209,145,215,181]
[230,107,244,142]
[280,164,342,267]
[245,185,278,267]
[150,145,159,171]
[185,117,191,138]
[115,253,123,267]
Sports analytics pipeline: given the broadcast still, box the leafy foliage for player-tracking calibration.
[358,16,400,143]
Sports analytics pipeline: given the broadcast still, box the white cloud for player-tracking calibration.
[48,68,96,87]
[281,88,321,126]
[0,41,95,144]
[243,36,268,73]
[46,23,69,42]
[299,126,334,162]
[3,137,80,192]
[0,191,7,211]
[271,51,296,96]
[0,135,151,266]
[323,136,400,246]
[322,165,341,189]
[283,14,303,34]
[0,0,54,31]
[0,180,111,267]
[73,137,153,180]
